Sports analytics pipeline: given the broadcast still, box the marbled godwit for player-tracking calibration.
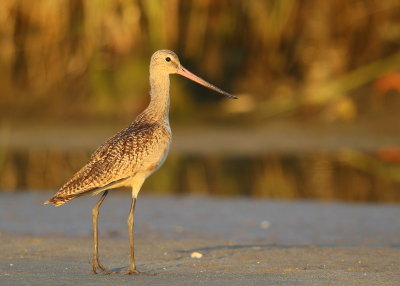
[44,50,236,275]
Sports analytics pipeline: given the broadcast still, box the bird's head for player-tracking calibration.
[150,50,180,74]
[150,49,237,99]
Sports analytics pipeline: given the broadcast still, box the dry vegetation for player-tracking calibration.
[1,0,399,123]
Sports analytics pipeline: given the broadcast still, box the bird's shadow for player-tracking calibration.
[174,242,359,253]
[102,242,399,274]
[175,243,300,253]
[109,266,126,273]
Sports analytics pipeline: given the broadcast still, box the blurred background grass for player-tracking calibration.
[1,0,400,201]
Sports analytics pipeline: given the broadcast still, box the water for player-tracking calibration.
[1,123,399,202]
[1,150,400,202]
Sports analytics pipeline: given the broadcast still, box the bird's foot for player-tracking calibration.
[91,257,114,275]
[125,268,155,276]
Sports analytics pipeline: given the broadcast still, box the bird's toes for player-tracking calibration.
[91,258,114,275]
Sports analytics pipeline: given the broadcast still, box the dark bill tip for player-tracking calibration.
[178,66,238,100]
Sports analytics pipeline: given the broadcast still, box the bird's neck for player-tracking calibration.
[141,72,170,124]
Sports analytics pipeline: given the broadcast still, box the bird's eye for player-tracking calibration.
[165,57,171,62]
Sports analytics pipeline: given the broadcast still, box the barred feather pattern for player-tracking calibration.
[44,117,171,206]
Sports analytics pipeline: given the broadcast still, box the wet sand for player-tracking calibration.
[1,193,400,285]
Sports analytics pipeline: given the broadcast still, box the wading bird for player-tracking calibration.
[44,50,236,275]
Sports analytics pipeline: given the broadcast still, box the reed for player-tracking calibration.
[0,0,399,122]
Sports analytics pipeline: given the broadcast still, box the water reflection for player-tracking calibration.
[1,149,399,202]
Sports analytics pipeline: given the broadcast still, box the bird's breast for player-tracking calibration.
[134,125,171,178]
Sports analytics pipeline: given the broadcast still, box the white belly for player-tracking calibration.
[147,144,170,178]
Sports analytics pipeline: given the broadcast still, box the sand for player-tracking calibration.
[1,193,399,285]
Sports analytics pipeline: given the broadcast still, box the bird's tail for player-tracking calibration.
[43,195,76,207]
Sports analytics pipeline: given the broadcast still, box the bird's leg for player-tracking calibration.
[127,197,140,274]
[126,197,152,275]
[91,190,111,274]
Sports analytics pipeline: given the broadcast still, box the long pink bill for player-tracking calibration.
[177,66,237,99]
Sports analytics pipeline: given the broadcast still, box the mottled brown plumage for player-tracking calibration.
[44,49,235,275]
[45,121,171,206]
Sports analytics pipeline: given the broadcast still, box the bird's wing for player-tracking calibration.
[46,123,169,203]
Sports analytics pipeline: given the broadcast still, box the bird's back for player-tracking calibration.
[45,120,171,206]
